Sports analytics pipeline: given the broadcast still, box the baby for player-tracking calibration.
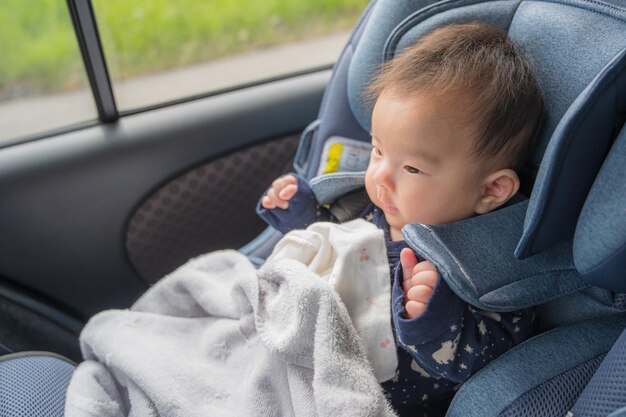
[258,22,544,416]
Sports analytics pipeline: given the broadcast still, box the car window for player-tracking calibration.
[92,0,367,112]
[0,0,97,143]
[1,0,366,144]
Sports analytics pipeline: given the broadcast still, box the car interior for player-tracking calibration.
[1,0,626,415]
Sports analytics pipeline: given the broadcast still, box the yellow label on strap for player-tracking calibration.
[322,143,343,174]
[316,136,372,176]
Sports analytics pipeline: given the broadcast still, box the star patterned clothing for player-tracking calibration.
[257,175,534,416]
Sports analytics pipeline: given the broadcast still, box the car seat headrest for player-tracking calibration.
[349,0,626,165]
[346,0,626,256]
[348,0,519,133]
[573,122,626,292]
[516,48,626,258]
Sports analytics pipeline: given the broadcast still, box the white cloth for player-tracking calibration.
[65,219,397,417]
[268,219,397,382]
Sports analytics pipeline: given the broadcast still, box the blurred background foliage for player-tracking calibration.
[0,0,367,101]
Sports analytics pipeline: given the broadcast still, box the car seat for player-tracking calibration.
[2,0,626,415]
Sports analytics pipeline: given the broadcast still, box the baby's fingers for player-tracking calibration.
[407,284,433,305]
[266,188,288,209]
[410,269,438,289]
[261,195,276,209]
[272,175,296,193]
[400,248,418,292]
[411,260,437,277]
[278,184,298,201]
[405,300,427,319]
[282,174,297,186]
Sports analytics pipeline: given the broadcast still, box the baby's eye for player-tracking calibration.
[373,147,382,157]
[404,165,421,174]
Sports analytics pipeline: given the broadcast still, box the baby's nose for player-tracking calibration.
[375,168,394,191]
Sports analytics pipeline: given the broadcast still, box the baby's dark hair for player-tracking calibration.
[366,22,545,171]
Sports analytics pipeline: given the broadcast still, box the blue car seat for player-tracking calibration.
[2,0,626,415]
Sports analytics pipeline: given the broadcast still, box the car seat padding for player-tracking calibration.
[518,48,626,258]
[574,122,626,292]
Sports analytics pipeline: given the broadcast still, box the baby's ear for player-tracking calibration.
[475,169,520,214]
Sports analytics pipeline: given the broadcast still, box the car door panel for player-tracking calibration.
[0,70,330,321]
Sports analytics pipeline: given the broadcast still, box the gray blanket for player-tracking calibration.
[65,221,397,417]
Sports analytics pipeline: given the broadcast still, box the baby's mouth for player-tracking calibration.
[382,203,399,215]
[377,191,398,215]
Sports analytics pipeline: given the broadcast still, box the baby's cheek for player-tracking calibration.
[398,204,430,226]
[364,176,379,206]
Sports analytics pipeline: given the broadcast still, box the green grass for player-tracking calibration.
[0,0,367,100]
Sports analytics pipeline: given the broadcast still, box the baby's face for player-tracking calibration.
[365,90,490,240]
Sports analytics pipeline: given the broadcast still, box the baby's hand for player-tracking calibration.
[261,175,298,209]
[400,248,439,319]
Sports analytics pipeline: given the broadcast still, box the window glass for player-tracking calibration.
[0,0,97,142]
[92,0,368,111]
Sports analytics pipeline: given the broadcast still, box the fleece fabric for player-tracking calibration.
[65,219,397,417]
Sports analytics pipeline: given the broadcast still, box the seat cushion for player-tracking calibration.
[445,315,626,417]
[571,324,626,416]
[0,352,75,417]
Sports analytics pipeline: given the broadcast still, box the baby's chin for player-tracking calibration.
[386,211,438,228]
[382,213,410,232]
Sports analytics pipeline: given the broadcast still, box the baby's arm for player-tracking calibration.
[394,249,534,382]
[256,174,331,234]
